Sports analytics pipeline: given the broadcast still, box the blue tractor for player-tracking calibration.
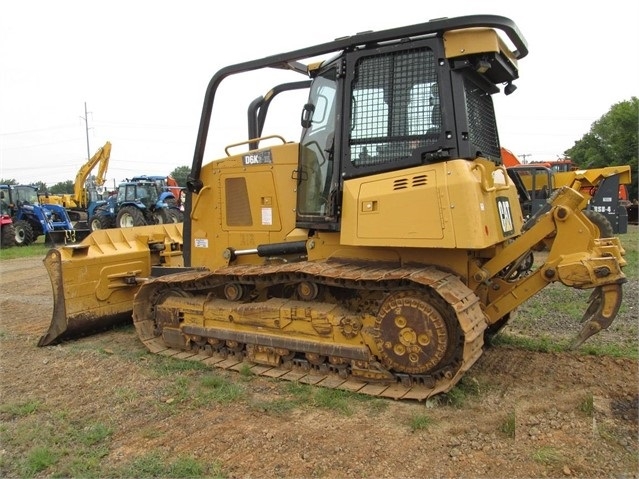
[0,184,89,246]
[129,175,184,222]
[88,178,172,230]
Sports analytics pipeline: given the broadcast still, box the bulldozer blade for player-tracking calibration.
[38,223,184,346]
[38,248,138,346]
[570,283,624,349]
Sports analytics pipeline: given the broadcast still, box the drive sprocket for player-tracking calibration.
[375,291,460,375]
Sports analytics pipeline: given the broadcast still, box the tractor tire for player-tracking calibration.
[116,206,146,228]
[89,214,114,231]
[1,224,16,248]
[583,209,614,238]
[167,208,184,223]
[153,209,171,225]
[13,220,35,246]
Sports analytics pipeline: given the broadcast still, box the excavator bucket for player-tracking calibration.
[38,223,184,346]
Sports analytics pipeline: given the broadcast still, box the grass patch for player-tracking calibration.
[532,445,563,465]
[312,388,356,415]
[579,393,594,417]
[441,376,482,408]
[272,381,387,416]
[0,242,49,260]
[114,387,140,404]
[73,422,113,447]
[408,413,433,432]
[0,414,113,478]
[197,375,246,404]
[0,399,42,417]
[106,451,224,478]
[238,363,254,378]
[578,341,638,359]
[160,373,247,409]
[493,332,638,359]
[20,446,58,478]
[500,411,516,438]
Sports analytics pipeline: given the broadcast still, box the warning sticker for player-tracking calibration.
[261,207,273,226]
[194,238,209,248]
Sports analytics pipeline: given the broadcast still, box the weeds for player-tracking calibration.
[106,451,223,478]
[197,375,245,404]
[20,446,58,478]
[409,413,433,432]
[579,393,594,416]
[0,399,41,417]
[500,411,516,438]
[441,377,482,408]
[312,388,355,415]
[532,446,563,464]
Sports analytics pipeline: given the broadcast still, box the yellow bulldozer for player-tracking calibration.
[39,15,626,400]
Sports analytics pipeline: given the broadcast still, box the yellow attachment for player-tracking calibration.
[475,186,626,347]
[39,223,183,346]
[572,284,624,349]
[553,164,632,192]
[443,28,519,67]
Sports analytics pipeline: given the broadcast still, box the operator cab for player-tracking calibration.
[295,26,521,231]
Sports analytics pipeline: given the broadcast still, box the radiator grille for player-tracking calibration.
[225,177,252,226]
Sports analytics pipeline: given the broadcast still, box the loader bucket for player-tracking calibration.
[38,223,184,346]
[44,229,91,247]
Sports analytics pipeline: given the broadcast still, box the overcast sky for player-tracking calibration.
[1,0,637,187]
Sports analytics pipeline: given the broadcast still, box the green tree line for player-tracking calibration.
[565,97,638,201]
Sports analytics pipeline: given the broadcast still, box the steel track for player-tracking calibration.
[134,260,488,401]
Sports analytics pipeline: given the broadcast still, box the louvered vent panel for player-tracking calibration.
[393,178,409,190]
[393,175,429,190]
[412,174,428,187]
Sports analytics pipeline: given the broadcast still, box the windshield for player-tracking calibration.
[138,184,158,203]
[117,183,159,204]
[297,68,338,217]
[14,186,39,205]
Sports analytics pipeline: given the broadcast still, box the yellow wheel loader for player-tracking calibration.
[40,15,626,400]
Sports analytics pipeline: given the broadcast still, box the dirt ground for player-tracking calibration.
[0,253,637,479]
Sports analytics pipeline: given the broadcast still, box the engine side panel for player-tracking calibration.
[189,142,300,269]
[340,158,523,249]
